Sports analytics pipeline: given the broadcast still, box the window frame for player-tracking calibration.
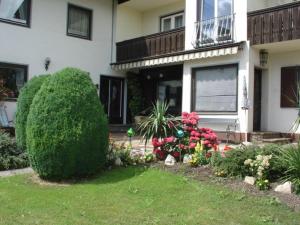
[0,62,28,101]
[280,66,300,108]
[0,0,31,28]
[160,11,185,32]
[191,63,239,114]
[67,3,93,40]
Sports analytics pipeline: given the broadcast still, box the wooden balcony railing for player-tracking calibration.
[116,27,185,62]
[248,2,300,45]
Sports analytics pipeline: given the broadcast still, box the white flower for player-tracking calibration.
[244,159,252,165]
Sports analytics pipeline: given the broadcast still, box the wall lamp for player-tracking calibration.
[45,57,51,71]
[259,50,268,67]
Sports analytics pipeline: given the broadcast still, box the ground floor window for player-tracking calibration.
[281,66,299,108]
[192,64,238,113]
[0,62,27,100]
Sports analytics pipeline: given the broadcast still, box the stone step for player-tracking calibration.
[250,132,282,142]
[262,138,292,144]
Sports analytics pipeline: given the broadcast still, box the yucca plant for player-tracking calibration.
[288,83,300,132]
[275,144,300,193]
[138,101,179,144]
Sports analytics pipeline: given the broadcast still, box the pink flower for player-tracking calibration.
[189,143,196,149]
[152,138,164,147]
[164,136,175,143]
[172,151,180,158]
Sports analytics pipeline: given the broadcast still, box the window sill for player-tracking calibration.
[0,18,30,28]
[67,33,91,41]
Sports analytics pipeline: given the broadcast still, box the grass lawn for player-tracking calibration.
[0,167,299,225]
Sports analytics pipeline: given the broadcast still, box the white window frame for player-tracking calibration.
[160,11,184,32]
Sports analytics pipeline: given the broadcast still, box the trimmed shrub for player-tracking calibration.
[0,131,29,171]
[15,75,50,150]
[26,68,108,180]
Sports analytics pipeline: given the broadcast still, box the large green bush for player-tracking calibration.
[26,68,108,180]
[15,75,50,150]
[0,131,29,171]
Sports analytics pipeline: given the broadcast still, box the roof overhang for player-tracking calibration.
[111,42,244,71]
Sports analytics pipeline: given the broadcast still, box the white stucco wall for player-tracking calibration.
[116,5,143,42]
[261,51,300,133]
[141,0,185,36]
[116,0,185,42]
[0,0,124,122]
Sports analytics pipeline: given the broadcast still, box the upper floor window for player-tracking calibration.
[160,11,184,32]
[0,0,31,27]
[0,62,27,100]
[67,4,92,40]
[201,0,232,20]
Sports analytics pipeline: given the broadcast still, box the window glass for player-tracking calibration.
[218,0,232,17]
[0,63,27,99]
[162,18,171,32]
[194,65,237,112]
[0,0,30,26]
[68,5,92,39]
[174,15,183,29]
[281,67,299,108]
[202,0,215,20]
[161,12,184,32]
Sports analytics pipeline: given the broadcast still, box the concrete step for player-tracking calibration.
[250,132,282,142]
[262,138,292,144]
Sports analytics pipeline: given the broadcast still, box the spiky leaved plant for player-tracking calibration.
[138,101,179,144]
[289,84,300,132]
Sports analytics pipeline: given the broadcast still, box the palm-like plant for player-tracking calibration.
[289,84,300,132]
[275,144,300,193]
[138,101,179,143]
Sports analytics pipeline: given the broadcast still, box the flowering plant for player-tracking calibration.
[244,155,272,190]
[152,112,219,164]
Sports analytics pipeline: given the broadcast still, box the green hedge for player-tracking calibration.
[26,68,108,180]
[0,132,29,171]
[15,75,50,150]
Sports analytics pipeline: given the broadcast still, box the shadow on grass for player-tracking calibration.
[87,165,149,185]
[30,165,149,187]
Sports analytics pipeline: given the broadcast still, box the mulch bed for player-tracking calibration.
[151,162,300,212]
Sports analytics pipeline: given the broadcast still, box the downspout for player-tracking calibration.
[110,0,116,63]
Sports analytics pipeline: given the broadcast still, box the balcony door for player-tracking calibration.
[100,76,124,124]
[199,0,233,44]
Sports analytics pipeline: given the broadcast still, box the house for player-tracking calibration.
[0,0,300,142]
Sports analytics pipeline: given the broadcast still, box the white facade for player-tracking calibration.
[1,0,300,137]
[0,0,123,122]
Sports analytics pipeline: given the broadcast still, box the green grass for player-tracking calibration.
[0,167,299,225]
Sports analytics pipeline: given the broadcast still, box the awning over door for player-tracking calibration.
[111,42,244,71]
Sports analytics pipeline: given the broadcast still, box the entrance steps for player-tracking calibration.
[250,132,292,144]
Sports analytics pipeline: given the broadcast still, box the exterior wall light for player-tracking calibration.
[259,50,268,67]
[45,57,51,71]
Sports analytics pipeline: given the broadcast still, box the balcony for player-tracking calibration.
[248,2,300,45]
[116,27,185,63]
[192,14,235,48]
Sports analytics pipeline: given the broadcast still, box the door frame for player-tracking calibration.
[100,75,125,124]
[253,68,262,131]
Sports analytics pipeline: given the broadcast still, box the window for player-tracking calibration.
[199,0,233,44]
[160,12,184,32]
[0,63,27,100]
[281,67,299,108]
[67,4,92,40]
[193,64,238,113]
[0,0,31,27]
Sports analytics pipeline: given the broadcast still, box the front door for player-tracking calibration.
[253,69,262,131]
[100,76,124,124]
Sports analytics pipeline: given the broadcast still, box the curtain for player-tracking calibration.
[68,7,89,37]
[0,0,24,19]
[195,65,237,112]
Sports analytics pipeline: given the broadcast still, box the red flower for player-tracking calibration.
[164,136,175,143]
[224,145,232,151]
[153,149,165,160]
[172,151,180,158]
[152,138,164,147]
[206,152,212,158]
